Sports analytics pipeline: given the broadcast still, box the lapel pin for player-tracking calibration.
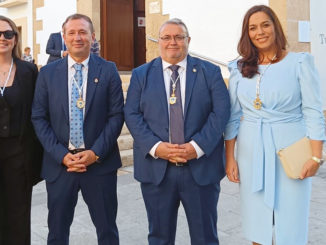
[94,78,99,83]
[193,68,197,73]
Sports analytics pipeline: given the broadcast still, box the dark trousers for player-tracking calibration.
[141,165,220,245]
[46,169,119,245]
[0,151,33,245]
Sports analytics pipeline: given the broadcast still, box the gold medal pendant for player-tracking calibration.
[169,95,177,105]
[76,97,85,109]
[253,97,262,110]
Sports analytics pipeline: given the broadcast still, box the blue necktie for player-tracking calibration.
[70,63,84,148]
[169,65,184,144]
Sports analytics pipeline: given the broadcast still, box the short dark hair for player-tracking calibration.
[62,14,94,33]
[159,18,189,37]
[0,15,21,59]
[237,5,287,78]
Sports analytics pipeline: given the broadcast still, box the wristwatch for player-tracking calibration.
[311,156,324,165]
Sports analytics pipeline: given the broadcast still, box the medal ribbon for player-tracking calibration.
[254,54,276,109]
[0,59,14,96]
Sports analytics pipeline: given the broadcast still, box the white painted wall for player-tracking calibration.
[310,0,326,109]
[162,0,268,73]
[0,2,33,54]
[37,0,76,65]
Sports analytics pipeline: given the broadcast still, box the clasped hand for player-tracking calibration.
[62,150,97,172]
[155,142,197,163]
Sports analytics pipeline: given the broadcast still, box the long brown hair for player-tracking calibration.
[0,15,21,59]
[237,5,287,78]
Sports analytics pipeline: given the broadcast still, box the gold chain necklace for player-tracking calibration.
[253,55,277,110]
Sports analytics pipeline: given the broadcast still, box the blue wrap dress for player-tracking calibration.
[225,52,326,245]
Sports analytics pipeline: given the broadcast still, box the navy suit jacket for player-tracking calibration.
[32,55,124,182]
[124,55,230,186]
[46,32,64,64]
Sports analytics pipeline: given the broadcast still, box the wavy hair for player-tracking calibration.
[237,5,287,78]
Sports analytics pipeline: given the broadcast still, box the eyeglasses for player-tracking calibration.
[159,35,188,42]
[0,30,16,40]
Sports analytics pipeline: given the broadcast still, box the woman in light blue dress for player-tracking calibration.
[224,5,325,245]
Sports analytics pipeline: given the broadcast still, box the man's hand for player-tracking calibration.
[155,142,187,163]
[168,143,197,162]
[62,153,86,173]
[73,150,98,167]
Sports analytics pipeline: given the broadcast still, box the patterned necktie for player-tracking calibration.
[70,63,84,148]
[169,65,184,144]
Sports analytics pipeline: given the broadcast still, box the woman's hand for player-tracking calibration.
[300,159,320,179]
[300,139,323,179]
[226,158,240,183]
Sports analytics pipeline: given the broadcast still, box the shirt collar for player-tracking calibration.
[162,56,187,71]
[68,55,90,69]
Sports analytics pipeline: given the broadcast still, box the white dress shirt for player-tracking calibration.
[68,55,90,150]
[149,57,205,159]
[61,32,65,57]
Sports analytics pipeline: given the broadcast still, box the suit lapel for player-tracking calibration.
[85,55,101,118]
[150,57,169,122]
[184,55,198,117]
[55,57,69,121]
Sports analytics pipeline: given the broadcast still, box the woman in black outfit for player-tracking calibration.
[0,15,42,245]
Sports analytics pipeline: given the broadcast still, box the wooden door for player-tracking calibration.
[134,0,146,67]
[101,0,134,70]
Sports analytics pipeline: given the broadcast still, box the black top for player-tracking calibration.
[0,96,10,137]
[0,58,43,186]
[0,77,24,136]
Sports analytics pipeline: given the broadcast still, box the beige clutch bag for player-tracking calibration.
[277,137,312,179]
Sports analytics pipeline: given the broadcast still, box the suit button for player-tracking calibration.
[4,108,7,112]
[3,125,7,130]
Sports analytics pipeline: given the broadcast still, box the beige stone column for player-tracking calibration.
[77,0,101,43]
[14,17,28,53]
[33,0,44,67]
[269,0,310,52]
[145,0,169,62]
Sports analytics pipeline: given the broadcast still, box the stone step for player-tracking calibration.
[118,134,133,151]
[120,149,133,167]
[120,74,131,92]
[120,74,131,83]
[118,73,133,167]
[120,123,130,135]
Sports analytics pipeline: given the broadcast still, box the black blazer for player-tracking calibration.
[14,58,43,185]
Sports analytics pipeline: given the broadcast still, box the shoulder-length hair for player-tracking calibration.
[237,5,287,78]
[0,15,21,59]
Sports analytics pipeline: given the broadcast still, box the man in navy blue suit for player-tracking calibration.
[32,14,123,245]
[124,18,230,244]
[46,31,68,64]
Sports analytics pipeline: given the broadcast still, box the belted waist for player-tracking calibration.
[168,161,188,167]
[242,114,302,124]
[69,148,85,154]
[242,114,303,209]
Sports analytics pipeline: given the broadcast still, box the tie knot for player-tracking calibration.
[73,63,83,71]
[169,65,180,72]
